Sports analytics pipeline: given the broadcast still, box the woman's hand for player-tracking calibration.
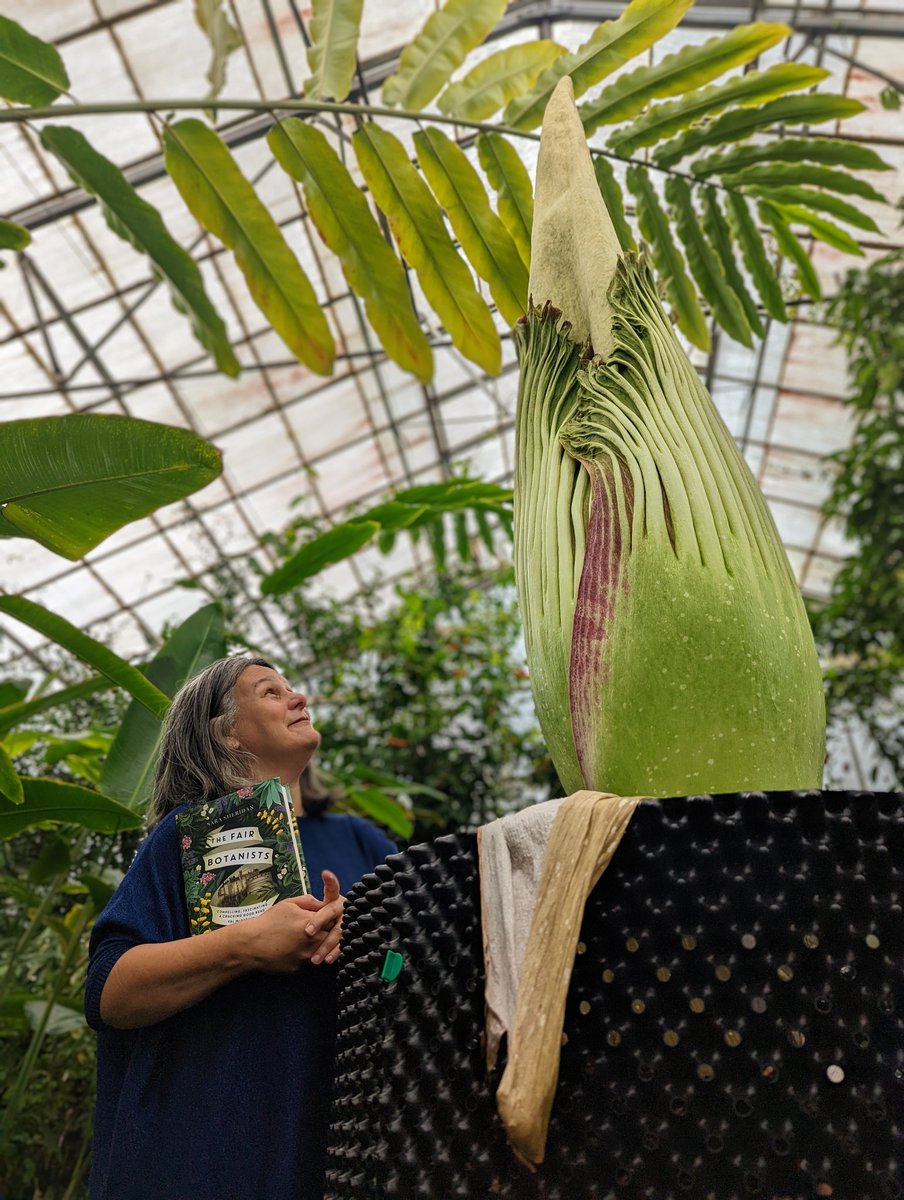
[245,870,345,971]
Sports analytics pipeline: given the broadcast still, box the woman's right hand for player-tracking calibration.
[243,870,344,972]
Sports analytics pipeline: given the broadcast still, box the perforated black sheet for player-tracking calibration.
[325,791,903,1200]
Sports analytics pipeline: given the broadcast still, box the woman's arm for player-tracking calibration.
[100,872,344,1029]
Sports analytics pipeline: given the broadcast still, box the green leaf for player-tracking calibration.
[770,202,864,257]
[0,676,112,738]
[0,15,69,105]
[345,786,412,839]
[0,413,222,559]
[268,118,432,382]
[454,511,471,561]
[27,832,70,883]
[720,162,887,205]
[414,126,528,327]
[724,191,785,321]
[79,871,118,911]
[626,165,709,350]
[692,136,892,178]
[353,122,500,374]
[0,681,28,709]
[262,521,379,595]
[101,603,226,811]
[0,596,171,719]
[346,763,447,802]
[0,744,22,805]
[437,40,567,121]
[758,201,822,300]
[382,0,506,111]
[654,93,867,169]
[665,176,752,347]
[163,119,335,375]
[475,507,496,553]
[304,0,364,102]
[580,21,790,134]
[740,184,881,234]
[476,133,533,269]
[610,62,828,157]
[0,217,31,252]
[504,0,693,130]
[24,1001,86,1036]
[593,156,636,252]
[880,84,901,111]
[41,125,239,378]
[194,0,242,98]
[699,188,764,339]
[0,777,143,839]
[427,516,447,570]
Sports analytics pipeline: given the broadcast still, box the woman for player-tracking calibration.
[85,656,397,1200]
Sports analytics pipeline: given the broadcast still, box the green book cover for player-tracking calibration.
[176,777,312,935]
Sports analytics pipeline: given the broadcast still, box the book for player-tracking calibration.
[176,777,312,935]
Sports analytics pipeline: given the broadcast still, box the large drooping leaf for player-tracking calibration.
[24,1001,86,1036]
[0,778,142,839]
[163,119,335,375]
[724,191,786,321]
[0,745,22,806]
[101,602,225,811]
[353,122,500,374]
[665,176,752,347]
[0,596,170,719]
[580,21,790,133]
[476,133,533,269]
[262,479,512,594]
[626,165,709,350]
[692,137,892,178]
[0,676,112,738]
[262,521,380,595]
[0,15,69,105]
[268,118,432,382]
[343,786,412,838]
[382,0,506,111]
[414,126,528,327]
[759,201,822,300]
[593,157,636,253]
[304,0,364,101]
[653,93,866,168]
[719,162,887,204]
[194,0,242,97]
[437,41,567,121]
[41,125,239,377]
[0,413,221,559]
[740,184,881,233]
[504,0,693,130]
[699,187,764,339]
[609,62,828,157]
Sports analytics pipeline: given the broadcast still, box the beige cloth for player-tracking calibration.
[479,790,641,1169]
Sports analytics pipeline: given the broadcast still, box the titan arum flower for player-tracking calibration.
[514,78,825,798]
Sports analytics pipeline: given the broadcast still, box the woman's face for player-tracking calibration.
[227,664,321,779]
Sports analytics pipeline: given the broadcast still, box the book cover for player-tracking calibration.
[176,777,312,935]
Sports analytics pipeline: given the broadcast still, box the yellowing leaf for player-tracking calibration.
[437,41,567,121]
[414,126,528,326]
[353,122,500,374]
[304,0,364,102]
[476,133,533,269]
[163,119,335,375]
[268,118,432,381]
[504,0,693,130]
[382,0,506,111]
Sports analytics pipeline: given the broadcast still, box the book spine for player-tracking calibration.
[281,782,311,895]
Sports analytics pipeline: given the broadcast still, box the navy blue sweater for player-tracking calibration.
[85,811,395,1200]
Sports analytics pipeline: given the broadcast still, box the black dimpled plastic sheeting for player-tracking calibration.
[326,791,904,1200]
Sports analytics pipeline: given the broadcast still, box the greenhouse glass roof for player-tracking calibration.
[0,0,901,788]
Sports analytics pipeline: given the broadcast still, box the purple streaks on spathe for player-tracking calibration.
[569,459,630,782]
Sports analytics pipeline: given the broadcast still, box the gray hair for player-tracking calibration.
[147,655,273,828]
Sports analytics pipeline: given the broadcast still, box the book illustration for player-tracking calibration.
[177,778,311,935]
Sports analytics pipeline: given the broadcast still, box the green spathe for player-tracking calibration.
[513,77,825,796]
